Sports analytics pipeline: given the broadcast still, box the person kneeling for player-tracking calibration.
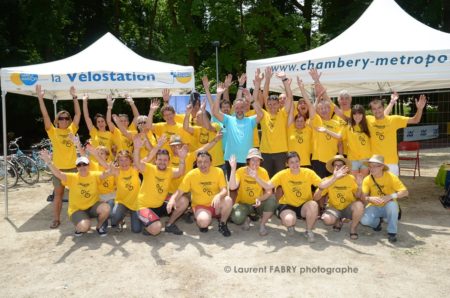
[229,149,276,236]
[170,151,233,237]
[41,152,110,237]
[316,155,364,240]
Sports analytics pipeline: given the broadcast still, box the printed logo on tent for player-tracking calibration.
[10,73,38,86]
[171,72,192,84]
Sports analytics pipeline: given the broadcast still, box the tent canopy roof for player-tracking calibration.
[246,0,450,97]
[1,33,195,99]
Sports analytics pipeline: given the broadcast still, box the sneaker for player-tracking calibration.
[165,223,183,235]
[218,222,231,237]
[115,223,124,232]
[304,231,315,243]
[287,226,295,236]
[373,218,383,232]
[388,233,397,243]
[96,226,108,237]
[74,230,83,237]
[199,227,209,233]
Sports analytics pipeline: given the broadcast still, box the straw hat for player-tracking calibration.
[364,154,389,171]
[246,148,263,161]
[326,155,351,173]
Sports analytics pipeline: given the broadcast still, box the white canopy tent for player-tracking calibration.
[246,0,450,97]
[0,32,195,217]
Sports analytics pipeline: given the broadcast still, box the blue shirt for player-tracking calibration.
[222,114,257,163]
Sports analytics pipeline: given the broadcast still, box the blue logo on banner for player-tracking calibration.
[20,73,38,85]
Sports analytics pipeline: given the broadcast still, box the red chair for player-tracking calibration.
[398,141,421,178]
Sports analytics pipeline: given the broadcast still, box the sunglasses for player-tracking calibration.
[76,163,89,167]
[137,122,147,125]
[58,116,71,121]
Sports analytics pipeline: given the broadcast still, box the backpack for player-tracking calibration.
[440,186,450,209]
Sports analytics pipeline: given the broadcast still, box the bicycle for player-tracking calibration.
[8,137,39,185]
[0,158,18,189]
[30,138,53,182]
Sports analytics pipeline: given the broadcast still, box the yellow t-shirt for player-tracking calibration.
[152,122,191,153]
[112,127,134,153]
[89,161,116,194]
[174,113,196,125]
[89,128,113,151]
[245,110,260,148]
[362,171,407,207]
[46,123,78,170]
[332,109,351,155]
[138,163,173,209]
[115,168,140,210]
[137,131,158,161]
[366,115,408,164]
[235,166,269,204]
[178,167,227,207]
[271,168,321,206]
[341,125,372,161]
[321,174,357,210]
[259,109,288,153]
[168,152,196,194]
[65,171,101,217]
[189,123,224,167]
[311,114,341,163]
[287,124,312,166]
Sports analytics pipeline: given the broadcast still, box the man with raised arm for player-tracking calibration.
[205,70,264,179]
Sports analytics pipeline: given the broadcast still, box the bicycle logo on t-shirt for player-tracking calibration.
[358,135,366,145]
[156,183,164,194]
[337,193,346,203]
[376,131,385,140]
[81,189,91,198]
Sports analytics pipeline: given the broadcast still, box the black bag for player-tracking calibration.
[440,186,450,209]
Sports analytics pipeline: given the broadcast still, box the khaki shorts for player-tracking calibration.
[70,202,103,225]
[324,205,353,220]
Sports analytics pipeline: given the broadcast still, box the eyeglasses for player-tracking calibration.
[76,163,88,167]
[137,122,146,125]
[58,116,71,121]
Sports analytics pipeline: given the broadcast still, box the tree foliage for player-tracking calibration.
[0,0,448,147]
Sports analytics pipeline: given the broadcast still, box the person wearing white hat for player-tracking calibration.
[316,155,364,240]
[360,155,409,243]
[40,151,111,237]
[228,148,277,236]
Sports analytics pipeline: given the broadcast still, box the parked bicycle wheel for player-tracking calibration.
[0,159,18,189]
[16,156,39,185]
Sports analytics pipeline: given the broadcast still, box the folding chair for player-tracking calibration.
[398,141,421,178]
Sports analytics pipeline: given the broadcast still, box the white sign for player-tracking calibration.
[403,125,439,141]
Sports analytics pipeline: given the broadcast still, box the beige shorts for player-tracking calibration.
[324,205,353,220]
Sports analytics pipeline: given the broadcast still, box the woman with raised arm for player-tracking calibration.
[287,77,316,168]
[36,85,81,229]
[82,94,113,161]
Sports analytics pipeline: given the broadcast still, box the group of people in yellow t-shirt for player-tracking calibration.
[35,66,426,243]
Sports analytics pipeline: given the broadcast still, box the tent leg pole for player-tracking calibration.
[53,96,58,119]
[2,91,8,219]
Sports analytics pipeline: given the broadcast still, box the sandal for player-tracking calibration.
[50,220,60,229]
[350,233,359,240]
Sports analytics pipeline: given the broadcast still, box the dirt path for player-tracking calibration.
[1,151,449,297]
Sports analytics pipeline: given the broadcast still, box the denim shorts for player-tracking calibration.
[351,160,368,171]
